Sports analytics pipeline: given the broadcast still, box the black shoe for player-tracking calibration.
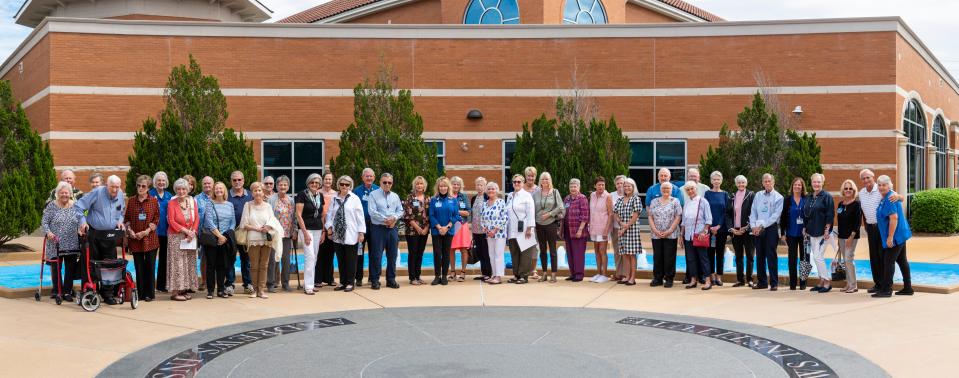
[871,292,892,298]
[564,276,574,281]
[386,281,400,289]
[867,287,879,293]
[571,278,583,282]
[684,282,697,289]
[664,282,674,288]
[809,286,821,292]
[515,278,527,284]
[62,294,74,302]
[800,283,807,291]
[473,276,486,281]
[344,285,354,292]
[356,280,363,287]
[333,285,345,291]
[431,278,442,286]
[732,282,745,288]
[144,297,154,302]
[441,278,449,285]
[790,286,797,291]
[769,286,778,291]
[650,281,663,287]
[104,297,119,305]
[752,285,768,290]
[371,281,381,290]
[508,278,519,283]
[818,286,832,293]
[895,289,914,296]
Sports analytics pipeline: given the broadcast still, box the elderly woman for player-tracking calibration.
[648,181,682,288]
[726,175,756,287]
[239,182,282,299]
[506,174,536,284]
[704,171,730,286]
[874,175,913,298]
[837,179,862,293]
[589,177,613,283]
[533,172,564,282]
[41,181,82,302]
[317,172,337,289]
[448,176,473,282]
[325,175,366,292]
[481,181,508,284]
[471,177,492,280]
[403,176,430,285]
[613,178,643,286]
[296,173,325,295]
[123,175,160,302]
[682,181,712,290]
[267,175,296,293]
[166,178,199,301]
[563,179,590,283]
[523,166,542,280]
[150,171,173,293]
[205,182,236,298]
[780,177,809,291]
[803,173,835,293]
[429,177,462,285]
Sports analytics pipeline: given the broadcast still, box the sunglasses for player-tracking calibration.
[512,181,522,184]
[339,183,350,187]
[843,188,855,191]
[136,184,148,188]
[232,179,243,182]
[264,182,274,185]
[382,181,393,185]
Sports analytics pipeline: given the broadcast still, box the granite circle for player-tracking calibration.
[99,307,887,378]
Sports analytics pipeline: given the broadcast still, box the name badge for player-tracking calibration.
[565,203,571,209]
[837,208,844,214]
[413,200,421,207]
[436,202,442,208]
[363,194,369,201]
[459,202,467,209]
[796,217,803,225]
[138,213,147,221]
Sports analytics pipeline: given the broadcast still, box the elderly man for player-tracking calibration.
[367,173,404,290]
[352,168,379,287]
[858,169,911,295]
[88,172,103,191]
[76,175,126,304]
[749,173,784,291]
[194,176,215,291]
[680,168,709,205]
[645,168,684,207]
[227,170,254,294]
[48,169,84,202]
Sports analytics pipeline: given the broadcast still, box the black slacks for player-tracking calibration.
[334,242,357,287]
[651,238,677,283]
[432,234,454,279]
[473,233,492,278]
[315,237,336,285]
[132,249,156,299]
[156,235,168,291]
[706,231,728,275]
[406,234,428,281]
[880,244,907,293]
[49,254,79,296]
[204,243,229,294]
[536,222,560,273]
[731,233,755,284]
[786,235,808,289]
[865,223,883,288]
[87,230,119,299]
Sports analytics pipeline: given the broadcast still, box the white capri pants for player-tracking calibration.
[300,229,323,291]
[809,235,829,280]
[488,237,507,277]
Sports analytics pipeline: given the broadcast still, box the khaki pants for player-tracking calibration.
[508,239,535,279]
[612,230,627,278]
[247,244,272,293]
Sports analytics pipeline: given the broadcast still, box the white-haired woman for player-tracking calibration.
[613,178,643,285]
[124,175,160,301]
[296,173,325,295]
[704,171,730,286]
[523,166,542,280]
[682,181,712,290]
[481,181,508,284]
[449,176,473,282]
[239,181,282,299]
[533,172,564,282]
[166,178,199,301]
[803,173,835,293]
[874,175,913,297]
[150,171,173,293]
[267,175,296,293]
[41,181,82,302]
[326,175,366,292]
[727,175,756,287]
[564,178,590,282]
[836,179,862,293]
[648,180,682,287]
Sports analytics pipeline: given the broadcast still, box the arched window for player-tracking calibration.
[932,116,947,188]
[562,0,607,24]
[904,100,926,200]
[463,0,520,24]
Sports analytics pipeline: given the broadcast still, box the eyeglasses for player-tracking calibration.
[264,182,274,186]
[339,183,350,187]
[843,188,855,191]
[512,181,522,184]
[382,181,393,185]
[309,181,320,185]
[232,179,243,182]
[136,184,148,188]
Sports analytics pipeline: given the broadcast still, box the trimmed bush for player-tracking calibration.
[910,189,959,234]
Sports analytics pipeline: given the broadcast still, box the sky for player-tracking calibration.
[1,0,957,77]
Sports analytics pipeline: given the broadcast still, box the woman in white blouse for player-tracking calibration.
[507,174,537,284]
[325,175,367,293]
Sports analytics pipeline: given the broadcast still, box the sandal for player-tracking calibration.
[457,273,465,282]
[172,295,187,301]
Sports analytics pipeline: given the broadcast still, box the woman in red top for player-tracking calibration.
[124,175,161,302]
[563,178,590,282]
[167,178,200,301]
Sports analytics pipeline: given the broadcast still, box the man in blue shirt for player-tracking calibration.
[367,173,405,290]
[227,171,254,294]
[749,173,784,291]
[645,168,684,207]
[76,175,126,304]
[352,168,379,287]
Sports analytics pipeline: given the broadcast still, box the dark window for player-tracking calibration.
[903,100,926,216]
[262,140,324,193]
[932,116,947,188]
[425,140,446,175]
[629,141,687,200]
[503,140,516,193]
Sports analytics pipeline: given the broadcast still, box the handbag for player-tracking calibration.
[198,202,220,247]
[799,236,813,280]
[467,238,481,264]
[234,202,250,246]
[692,199,711,248]
[831,247,847,281]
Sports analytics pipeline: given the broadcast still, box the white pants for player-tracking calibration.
[488,237,506,277]
[841,238,858,287]
[301,229,323,291]
[809,235,829,280]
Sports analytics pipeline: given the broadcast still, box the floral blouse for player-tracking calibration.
[41,201,80,258]
[271,194,295,238]
[403,193,430,234]
[481,198,509,239]
[648,196,682,239]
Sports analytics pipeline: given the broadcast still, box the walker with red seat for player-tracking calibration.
[77,238,138,312]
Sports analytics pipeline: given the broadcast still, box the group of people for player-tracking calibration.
[39,164,914,305]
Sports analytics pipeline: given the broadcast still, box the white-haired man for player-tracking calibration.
[75,175,126,304]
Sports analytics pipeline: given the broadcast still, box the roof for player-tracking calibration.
[14,0,273,27]
[278,0,723,24]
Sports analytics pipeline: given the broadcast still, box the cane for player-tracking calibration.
[35,239,47,301]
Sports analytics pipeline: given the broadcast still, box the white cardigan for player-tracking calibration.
[324,193,367,245]
[506,190,536,239]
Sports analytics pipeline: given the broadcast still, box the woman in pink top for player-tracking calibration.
[589,177,613,283]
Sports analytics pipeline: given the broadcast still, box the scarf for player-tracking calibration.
[333,194,348,244]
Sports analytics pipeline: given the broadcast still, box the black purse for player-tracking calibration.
[198,203,221,247]
[831,246,847,281]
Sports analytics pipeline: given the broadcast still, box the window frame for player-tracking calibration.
[463,0,521,24]
[424,139,446,175]
[502,139,516,192]
[260,140,325,194]
[628,140,688,201]
[932,116,947,188]
[562,0,608,25]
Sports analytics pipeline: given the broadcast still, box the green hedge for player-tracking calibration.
[910,189,959,234]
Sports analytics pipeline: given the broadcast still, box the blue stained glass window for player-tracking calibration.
[563,0,607,24]
[464,0,520,24]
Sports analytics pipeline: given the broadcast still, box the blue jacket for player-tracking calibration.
[149,188,172,236]
[429,193,462,236]
[801,190,835,237]
[877,192,912,248]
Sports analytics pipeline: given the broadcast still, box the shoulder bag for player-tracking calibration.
[799,236,813,280]
[692,198,711,248]
[198,202,220,247]
[831,240,847,281]
[234,202,250,246]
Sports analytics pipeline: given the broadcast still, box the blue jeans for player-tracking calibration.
[369,224,399,283]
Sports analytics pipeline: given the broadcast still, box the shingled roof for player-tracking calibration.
[278,0,723,24]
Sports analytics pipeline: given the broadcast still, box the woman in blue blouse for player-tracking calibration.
[873,175,913,298]
[780,177,808,291]
[149,171,173,293]
[429,177,461,286]
[704,171,730,286]
[204,182,236,298]
[481,182,508,284]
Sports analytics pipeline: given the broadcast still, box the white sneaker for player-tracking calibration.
[595,275,610,283]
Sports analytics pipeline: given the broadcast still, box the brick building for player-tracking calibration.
[3,0,958,206]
